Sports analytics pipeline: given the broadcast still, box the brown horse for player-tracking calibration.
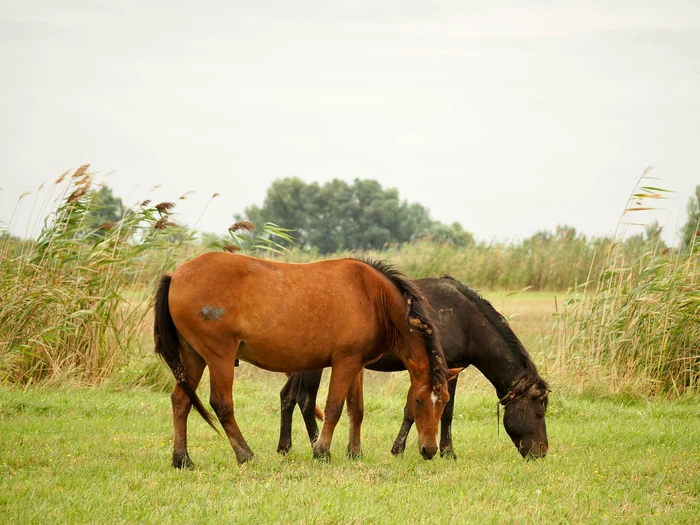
[154,252,455,468]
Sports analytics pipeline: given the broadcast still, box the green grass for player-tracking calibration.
[2,371,698,524]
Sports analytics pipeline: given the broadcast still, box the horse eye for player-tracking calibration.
[415,398,423,405]
[536,412,544,419]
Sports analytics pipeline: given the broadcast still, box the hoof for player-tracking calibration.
[346,446,362,460]
[277,442,292,455]
[440,447,457,460]
[236,452,255,465]
[172,452,195,470]
[390,445,405,457]
[313,446,331,461]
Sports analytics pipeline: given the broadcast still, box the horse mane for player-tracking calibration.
[439,275,549,395]
[352,255,449,390]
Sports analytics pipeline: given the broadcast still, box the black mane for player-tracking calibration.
[353,255,449,389]
[439,274,549,394]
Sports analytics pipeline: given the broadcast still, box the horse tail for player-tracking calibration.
[154,275,219,433]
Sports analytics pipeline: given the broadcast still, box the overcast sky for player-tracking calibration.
[1,1,699,245]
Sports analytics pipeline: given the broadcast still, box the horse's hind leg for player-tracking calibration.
[207,350,254,464]
[277,373,301,454]
[172,340,207,469]
[346,369,364,459]
[277,370,323,454]
[298,370,323,447]
[439,375,458,459]
[313,360,363,460]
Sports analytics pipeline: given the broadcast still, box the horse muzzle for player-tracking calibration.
[521,440,548,459]
[419,446,437,459]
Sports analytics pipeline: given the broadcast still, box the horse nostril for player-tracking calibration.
[420,445,436,460]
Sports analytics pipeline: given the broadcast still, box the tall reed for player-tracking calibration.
[553,177,699,396]
[280,233,649,291]
[0,166,197,386]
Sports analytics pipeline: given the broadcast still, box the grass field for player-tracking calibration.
[2,369,699,524]
[2,292,698,524]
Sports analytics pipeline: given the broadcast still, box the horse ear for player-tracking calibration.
[448,367,464,382]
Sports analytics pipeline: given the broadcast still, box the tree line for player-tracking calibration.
[239,177,473,253]
[15,179,698,255]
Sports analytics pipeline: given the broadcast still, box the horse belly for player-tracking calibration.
[234,298,379,372]
[236,341,333,373]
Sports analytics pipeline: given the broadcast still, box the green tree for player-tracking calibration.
[425,221,475,247]
[87,186,125,228]
[0,231,20,241]
[82,185,126,239]
[239,177,447,253]
[680,185,700,251]
[644,220,664,243]
[554,225,579,243]
[243,178,316,248]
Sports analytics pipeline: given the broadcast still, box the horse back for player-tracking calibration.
[168,253,390,361]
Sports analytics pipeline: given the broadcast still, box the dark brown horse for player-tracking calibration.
[154,252,455,468]
[277,276,550,459]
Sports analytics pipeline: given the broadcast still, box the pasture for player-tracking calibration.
[2,374,698,524]
[2,291,698,524]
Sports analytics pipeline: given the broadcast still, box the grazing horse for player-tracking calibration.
[277,275,550,459]
[154,252,453,468]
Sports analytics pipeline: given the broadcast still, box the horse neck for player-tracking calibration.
[464,309,532,399]
[381,283,437,383]
[394,333,432,372]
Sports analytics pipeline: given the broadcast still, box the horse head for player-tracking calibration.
[501,378,550,459]
[406,359,461,459]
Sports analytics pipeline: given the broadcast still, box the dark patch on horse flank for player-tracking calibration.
[352,255,449,390]
[199,305,226,322]
[438,275,550,397]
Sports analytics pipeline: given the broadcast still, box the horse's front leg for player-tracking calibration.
[439,375,458,459]
[345,369,364,459]
[208,352,254,464]
[313,361,363,460]
[171,341,207,469]
[390,404,414,456]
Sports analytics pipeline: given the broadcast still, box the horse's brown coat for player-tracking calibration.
[155,252,450,466]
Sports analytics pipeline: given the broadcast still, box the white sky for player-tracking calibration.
[1,1,699,245]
